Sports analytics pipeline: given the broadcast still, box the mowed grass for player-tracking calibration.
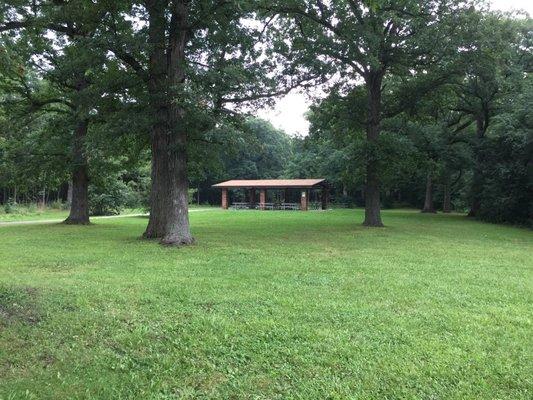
[0,209,531,399]
[0,209,69,222]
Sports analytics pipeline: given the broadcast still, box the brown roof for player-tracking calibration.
[212,179,326,189]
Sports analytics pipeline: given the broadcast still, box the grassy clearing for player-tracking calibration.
[0,205,211,223]
[0,208,69,222]
[0,209,531,399]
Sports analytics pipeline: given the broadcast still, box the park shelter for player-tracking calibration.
[212,179,329,211]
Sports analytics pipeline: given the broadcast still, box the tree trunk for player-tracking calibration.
[40,186,46,209]
[468,117,485,217]
[421,172,436,213]
[142,0,193,245]
[442,182,451,213]
[363,71,384,226]
[64,119,90,224]
[67,180,73,204]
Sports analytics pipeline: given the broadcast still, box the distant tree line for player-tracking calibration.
[0,0,531,244]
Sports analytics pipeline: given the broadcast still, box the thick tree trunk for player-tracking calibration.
[468,117,485,217]
[143,122,193,244]
[64,119,90,225]
[442,182,451,213]
[421,172,436,213]
[363,71,384,226]
[67,180,73,204]
[142,0,193,245]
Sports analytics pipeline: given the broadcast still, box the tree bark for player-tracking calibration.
[142,0,193,245]
[363,71,384,226]
[442,182,451,213]
[40,186,46,209]
[64,119,90,224]
[468,117,485,217]
[421,172,436,213]
[67,180,73,204]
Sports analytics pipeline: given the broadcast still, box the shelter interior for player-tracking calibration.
[212,179,329,211]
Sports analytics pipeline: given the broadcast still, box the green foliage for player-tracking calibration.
[3,199,17,214]
[0,2,531,227]
[475,133,531,226]
[188,188,198,204]
[88,177,148,216]
[223,118,292,180]
[89,179,128,216]
[473,77,533,226]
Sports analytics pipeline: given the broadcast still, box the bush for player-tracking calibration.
[89,181,128,216]
[49,200,63,210]
[188,188,198,204]
[4,200,18,214]
[476,133,532,227]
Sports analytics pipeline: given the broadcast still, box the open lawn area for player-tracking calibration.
[0,209,532,399]
[0,208,69,223]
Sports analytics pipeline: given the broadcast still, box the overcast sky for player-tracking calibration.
[257,0,532,136]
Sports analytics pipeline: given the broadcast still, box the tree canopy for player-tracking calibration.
[0,0,531,238]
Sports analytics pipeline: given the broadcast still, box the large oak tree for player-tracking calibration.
[263,0,472,226]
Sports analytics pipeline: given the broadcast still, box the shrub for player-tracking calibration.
[188,188,198,204]
[49,200,63,210]
[4,200,17,214]
[89,177,136,216]
[476,133,531,227]
[89,184,126,216]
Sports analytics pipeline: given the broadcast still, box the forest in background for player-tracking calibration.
[0,1,531,235]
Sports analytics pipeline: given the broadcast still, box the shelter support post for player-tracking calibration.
[300,190,308,211]
[221,188,228,209]
[259,189,266,210]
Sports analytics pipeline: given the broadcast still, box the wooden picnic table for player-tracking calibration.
[231,202,301,210]
[280,202,300,210]
[232,202,250,209]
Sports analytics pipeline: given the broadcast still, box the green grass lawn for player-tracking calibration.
[0,209,531,399]
[0,205,210,223]
[0,208,69,222]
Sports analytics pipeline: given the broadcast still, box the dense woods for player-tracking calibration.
[0,0,531,240]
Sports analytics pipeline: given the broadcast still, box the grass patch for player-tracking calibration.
[0,207,69,222]
[0,209,531,399]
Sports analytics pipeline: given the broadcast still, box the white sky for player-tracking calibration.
[257,0,532,136]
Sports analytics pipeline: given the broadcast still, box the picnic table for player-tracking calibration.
[232,202,251,210]
[262,202,275,210]
[231,202,301,210]
[280,202,300,210]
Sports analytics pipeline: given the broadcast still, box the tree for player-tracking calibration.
[450,11,526,217]
[0,0,123,224]
[263,0,472,226]
[472,72,532,226]
[101,0,316,244]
